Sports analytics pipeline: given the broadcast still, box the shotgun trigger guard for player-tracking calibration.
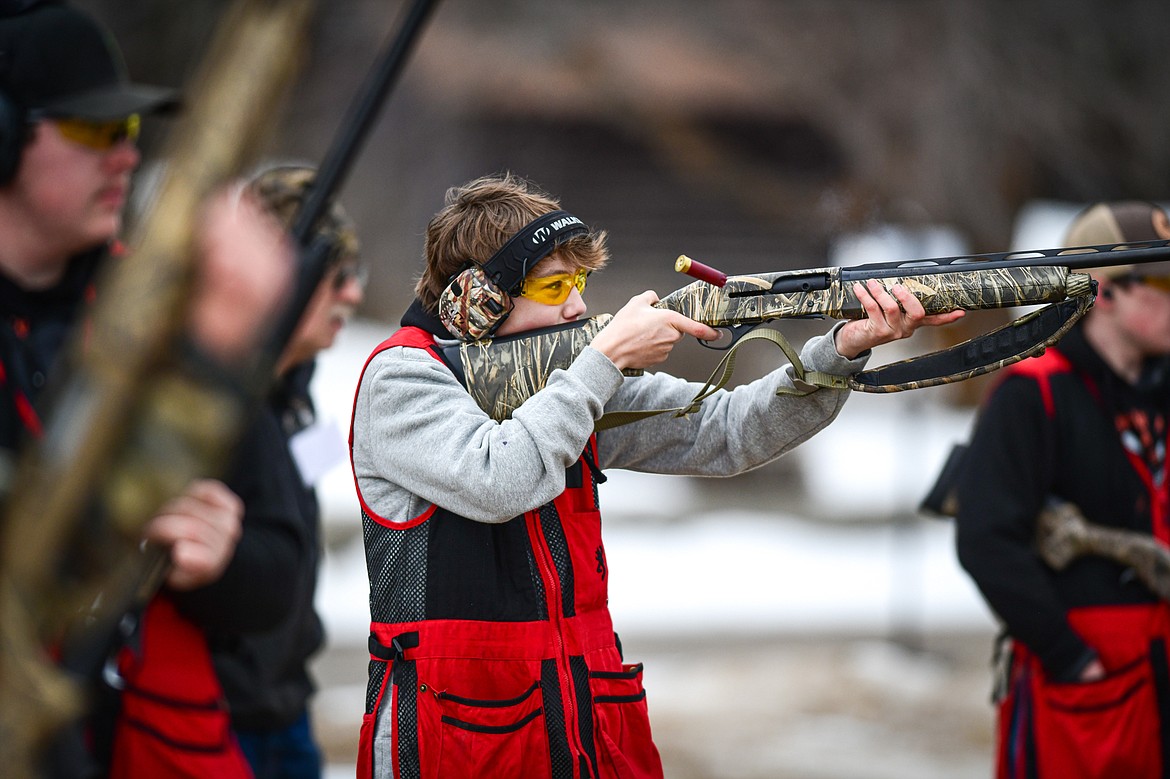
[698,323,756,351]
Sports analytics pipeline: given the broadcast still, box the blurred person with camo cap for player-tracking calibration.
[199,164,366,779]
[954,200,1170,779]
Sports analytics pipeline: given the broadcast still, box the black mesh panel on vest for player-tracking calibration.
[526,535,549,620]
[571,655,600,778]
[394,661,420,779]
[363,510,428,623]
[425,509,544,621]
[539,503,576,617]
[541,658,574,779]
[365,659,386,715]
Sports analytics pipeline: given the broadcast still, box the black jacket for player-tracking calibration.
[200,361,326,730]
[955,324,1170,680]
[0,248,102,457]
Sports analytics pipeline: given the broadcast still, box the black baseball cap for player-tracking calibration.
[0,1,178,120]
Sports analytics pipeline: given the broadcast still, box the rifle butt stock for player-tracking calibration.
[446,315,613,421]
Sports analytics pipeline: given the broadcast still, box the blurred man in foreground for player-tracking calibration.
[0,2,295,775]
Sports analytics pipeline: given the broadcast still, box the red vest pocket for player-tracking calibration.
[109,597,251,779]
[588,662,663,779]
[1031,654,1160,779]
[414,658,551,779]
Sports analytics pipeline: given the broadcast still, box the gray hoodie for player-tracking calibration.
[352,324,866,524]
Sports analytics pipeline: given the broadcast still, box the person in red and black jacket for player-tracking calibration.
[955,200,1170,779]
[0,3,297,777]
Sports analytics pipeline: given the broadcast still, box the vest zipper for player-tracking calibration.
[527,509,591,778]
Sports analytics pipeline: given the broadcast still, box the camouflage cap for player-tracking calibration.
[246,164,360,265]
[1063,201,1170,279]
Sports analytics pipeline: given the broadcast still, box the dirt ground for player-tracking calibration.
[310,628,998,779]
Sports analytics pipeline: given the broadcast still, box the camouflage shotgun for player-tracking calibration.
[443,239,1170,422]
[1037,497,1170,602]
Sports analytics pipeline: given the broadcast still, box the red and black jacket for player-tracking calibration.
[0,249,102,453]
[956,326,1170,779]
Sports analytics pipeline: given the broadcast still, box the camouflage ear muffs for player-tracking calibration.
[438,265,514,341]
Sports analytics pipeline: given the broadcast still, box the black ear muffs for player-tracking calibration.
[0,88,23,186]
[0,1,57,186]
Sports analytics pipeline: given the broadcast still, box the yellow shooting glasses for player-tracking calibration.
[331,260,370,291]
[1137,276,1170,294]
[517,267,589,305]
[52,113,141,151]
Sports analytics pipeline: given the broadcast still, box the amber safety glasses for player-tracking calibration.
[331,261,369,291]
[517,268,589,305]
[51,114,141,151]
[1135,276,1170,294]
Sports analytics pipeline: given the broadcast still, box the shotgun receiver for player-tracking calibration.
[444,239,1170,422]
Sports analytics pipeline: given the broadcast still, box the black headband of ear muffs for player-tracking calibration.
[473,209,588,294]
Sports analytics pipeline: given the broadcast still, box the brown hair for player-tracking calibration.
[415,173,608,313]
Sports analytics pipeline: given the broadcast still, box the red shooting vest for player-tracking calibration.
[109,595,252,779]
[351,326,662,779]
